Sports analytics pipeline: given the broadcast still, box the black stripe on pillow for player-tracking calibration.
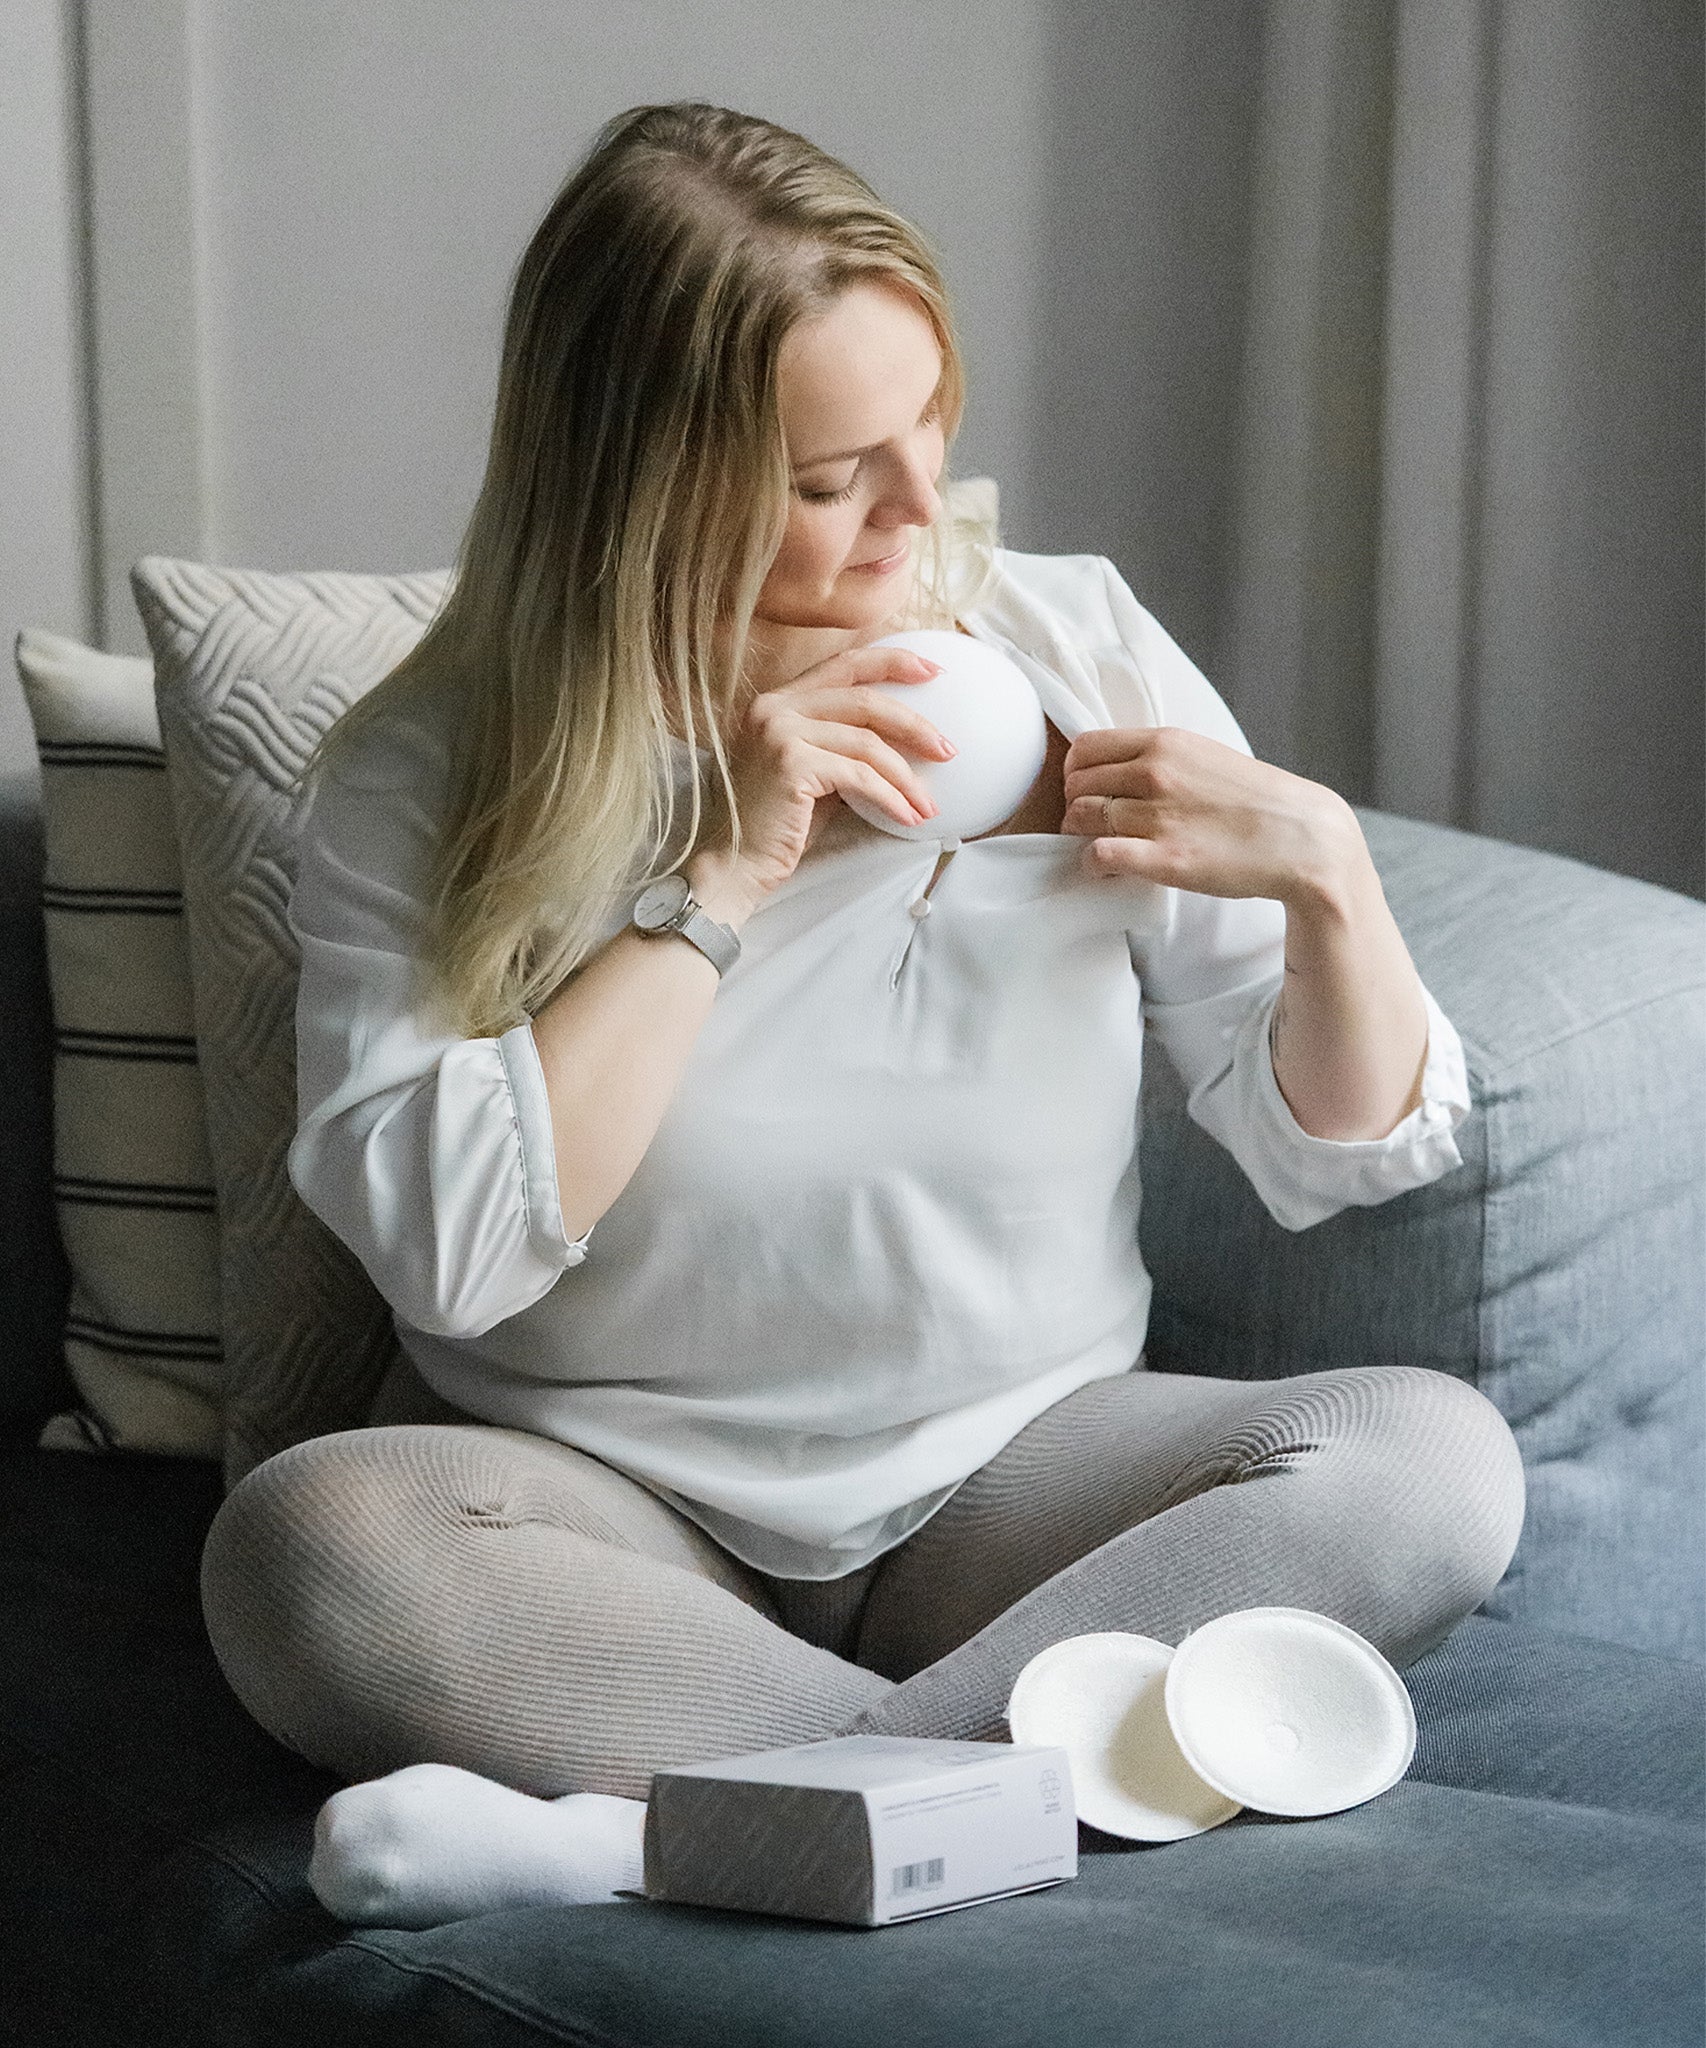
[54,1175,217,1213]
[63,1315,223,1364]
[38,742,166,770]
[57,1029,200,1063]
[42,885,184,913]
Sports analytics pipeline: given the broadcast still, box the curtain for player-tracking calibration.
[1221,0,1703,899]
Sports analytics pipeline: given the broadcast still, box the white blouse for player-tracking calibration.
[286,548,1471,1580]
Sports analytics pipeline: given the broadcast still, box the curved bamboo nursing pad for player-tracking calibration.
[842,629,1047,843]
[1007,1633,1242,1841]
[1163,1608,1417,1818]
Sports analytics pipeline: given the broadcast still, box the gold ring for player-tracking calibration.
[1101,793,1115,836]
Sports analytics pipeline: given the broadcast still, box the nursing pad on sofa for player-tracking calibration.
[1165,1607,1416,1817]
[1007,1609,1416,1838]
[1006,1632,1242,1840]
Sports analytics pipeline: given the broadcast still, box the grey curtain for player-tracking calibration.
[1033,0,1702,902]
[1224,0,1703,899]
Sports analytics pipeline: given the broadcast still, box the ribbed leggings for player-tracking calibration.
[200,1360,1525,1800]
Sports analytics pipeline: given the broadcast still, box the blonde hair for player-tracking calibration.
[306,101,999,1039]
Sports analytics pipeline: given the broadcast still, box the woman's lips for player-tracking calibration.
[847,542,908,576]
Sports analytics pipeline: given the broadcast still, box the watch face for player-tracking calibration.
[635,874,691,930]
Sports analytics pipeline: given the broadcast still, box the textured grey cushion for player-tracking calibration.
[1139,811,1706,1662]
[131,559,449,1486]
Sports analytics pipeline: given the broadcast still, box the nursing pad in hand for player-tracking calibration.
[1006,1608,1416,1842]
[841,628,1047,843]
[1007,1632,1242,1841]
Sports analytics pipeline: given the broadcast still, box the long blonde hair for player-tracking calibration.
[306,101,998,1039]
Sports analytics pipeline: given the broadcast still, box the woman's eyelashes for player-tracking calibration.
[797,406,943,504]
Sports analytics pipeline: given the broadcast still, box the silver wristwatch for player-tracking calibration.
[630,872,742,977]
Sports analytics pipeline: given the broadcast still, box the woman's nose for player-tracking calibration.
[873,460,942,531]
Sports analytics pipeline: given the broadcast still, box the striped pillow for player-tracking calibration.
[14,627,223,1456]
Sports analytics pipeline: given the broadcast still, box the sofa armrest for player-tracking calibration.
[0,771,73,1430]
[1138,807,1705,1663]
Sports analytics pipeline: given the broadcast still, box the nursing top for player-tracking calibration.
[286,548,1471,1580]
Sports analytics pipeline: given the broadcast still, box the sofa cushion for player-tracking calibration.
[0,1442,1698,2048]
[116,1622,1706,2048]
[0,1434,337,2047]
[1139,814,1706,1662]
[13,627,224,1457]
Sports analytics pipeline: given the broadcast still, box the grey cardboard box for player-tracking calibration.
[643,1734,1078,1927]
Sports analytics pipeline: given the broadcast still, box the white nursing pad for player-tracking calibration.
[840,629,1047,843]
[1006,1632,1242,1841]
[1163,1608,1417,1818]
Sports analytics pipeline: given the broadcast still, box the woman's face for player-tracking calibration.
[756,280,947,636]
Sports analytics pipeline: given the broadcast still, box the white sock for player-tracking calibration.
[309,1762,648,1928]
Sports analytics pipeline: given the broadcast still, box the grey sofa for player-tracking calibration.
[3,769,1702,2048]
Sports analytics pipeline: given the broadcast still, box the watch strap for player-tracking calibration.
[671,900,741,977]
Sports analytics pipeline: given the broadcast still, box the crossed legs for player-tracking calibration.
[201,1361,1525,1797]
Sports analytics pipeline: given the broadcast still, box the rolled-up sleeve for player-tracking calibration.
[286,729,591,1341]
[1095,556,1471,1232]
[1142,954,1471,1232]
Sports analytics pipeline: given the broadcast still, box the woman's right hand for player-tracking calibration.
[689,644,955,910]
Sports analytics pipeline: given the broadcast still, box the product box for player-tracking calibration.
[643,1734,1077,1927]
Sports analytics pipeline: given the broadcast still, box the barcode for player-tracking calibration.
[891,1857,946,1897]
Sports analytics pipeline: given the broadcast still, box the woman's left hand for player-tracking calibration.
[1061,725,1365,906]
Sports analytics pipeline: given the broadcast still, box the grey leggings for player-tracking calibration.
[200,1359,1525,1800]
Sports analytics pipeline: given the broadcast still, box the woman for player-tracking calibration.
[201,102,1524,1924]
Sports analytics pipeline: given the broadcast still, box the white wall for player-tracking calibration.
[1029,2,1265,677]
[0,0,92,784]
[193,0,1050,574]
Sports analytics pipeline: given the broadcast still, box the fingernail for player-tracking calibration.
[939,738,957,757]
